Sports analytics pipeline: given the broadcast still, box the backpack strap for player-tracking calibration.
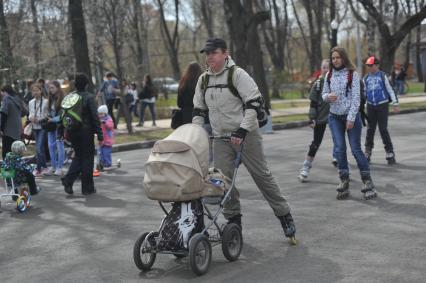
[346,69,353,93]
[200,66,243,102]
[326,70,332,89]
[227,65,242,101]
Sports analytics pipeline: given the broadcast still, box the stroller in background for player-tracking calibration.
[133,124,244,276]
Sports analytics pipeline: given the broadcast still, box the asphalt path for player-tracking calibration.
[1,112,426,283]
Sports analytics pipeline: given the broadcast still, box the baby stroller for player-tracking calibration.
[0,168,31,212]
[133,124,244,276]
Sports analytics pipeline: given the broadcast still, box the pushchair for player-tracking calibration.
[133,124,244,276]
[0,168,31,212]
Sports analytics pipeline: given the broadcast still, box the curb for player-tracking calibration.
[112,107,426,153]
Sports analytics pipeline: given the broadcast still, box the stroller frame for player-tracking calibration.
[134,137,244,276]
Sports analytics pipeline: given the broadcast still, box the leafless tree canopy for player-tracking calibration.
[0,0,425,88]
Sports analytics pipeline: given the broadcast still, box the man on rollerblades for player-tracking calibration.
[192,38,296,243]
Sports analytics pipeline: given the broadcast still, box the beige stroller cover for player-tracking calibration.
[144,124,210,201]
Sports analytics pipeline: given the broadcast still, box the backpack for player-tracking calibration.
[326,69,368,126]
[200,65,269,128]
[60,91,83,130]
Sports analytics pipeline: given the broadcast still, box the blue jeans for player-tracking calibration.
[139,102,156,125]
[48,130,65,170]
[99,145,112,167]
[328,113,370,179]
[33,129,47,171]
[395,80,405,95]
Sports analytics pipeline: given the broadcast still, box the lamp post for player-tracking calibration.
[331,19,338,48]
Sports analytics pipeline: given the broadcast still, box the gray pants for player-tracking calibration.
[213,130,290,219]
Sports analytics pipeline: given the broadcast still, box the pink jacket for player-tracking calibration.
[100,115,114,146]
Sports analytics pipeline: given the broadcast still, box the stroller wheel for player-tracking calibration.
[189,233,211,276]
[133,232,157,271]
[221,223,243,262]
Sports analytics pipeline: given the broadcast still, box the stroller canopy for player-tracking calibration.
[159,124,209,177]
[144,124,210,202]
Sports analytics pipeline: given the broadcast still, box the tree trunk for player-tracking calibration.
[157,0,181,80]
[131,0,145,83]
[302,0,323,74]
[104,0,132,133]
[69,0,94,92]
[0,0,14,84]
[366,15,376,56]
[224,0,271,109]
[404,31,411,70]
[200,0,214,37]
[30,0,42,79]
[415,1,424,82]
[330,0,337,47]
[262,0,287,98]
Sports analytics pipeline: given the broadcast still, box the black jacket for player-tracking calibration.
[177,86,195,124]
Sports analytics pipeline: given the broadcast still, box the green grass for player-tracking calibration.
[398,101,426,110]
[271,101,309,109]
[115,129,173,144]
[276,90,305,100]
[272,114,309,124]
[156,95,177,108]
[406,81,425,94]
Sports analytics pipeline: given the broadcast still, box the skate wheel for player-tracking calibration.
[288,236,297,245]
[117,159,121,168]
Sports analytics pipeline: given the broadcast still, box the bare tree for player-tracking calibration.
[357,0,426,72]
[224,0,271,109]
[30,0,42,79]
[157,0,181,80]
[349,0,376,55]
[291,0,324,74]
[0,0,14,84]
[200,0,214,37]
[127,0,146,83]
[69,0,93,91]
[262,0,289,98]
[414,0,424,82]
[103,0,133,134]
[301,0,323,74]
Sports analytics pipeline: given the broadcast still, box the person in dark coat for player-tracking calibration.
[0,85,24,159]
[177,62,203,124]
[61,73,103,195]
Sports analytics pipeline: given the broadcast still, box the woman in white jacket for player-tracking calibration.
[28,83,49,177]
[322,47,377,200]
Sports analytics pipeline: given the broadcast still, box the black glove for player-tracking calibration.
[231,128,248,145]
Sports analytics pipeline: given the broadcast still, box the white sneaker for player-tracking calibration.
[42,168,51,176]
[54,169,63,176]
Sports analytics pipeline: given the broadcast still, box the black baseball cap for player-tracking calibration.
[200,38,227,53]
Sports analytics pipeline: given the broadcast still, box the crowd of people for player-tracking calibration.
[0,36,409,244]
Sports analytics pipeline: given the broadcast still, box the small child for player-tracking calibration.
[97,105,114,168]
[1,141,41,196]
